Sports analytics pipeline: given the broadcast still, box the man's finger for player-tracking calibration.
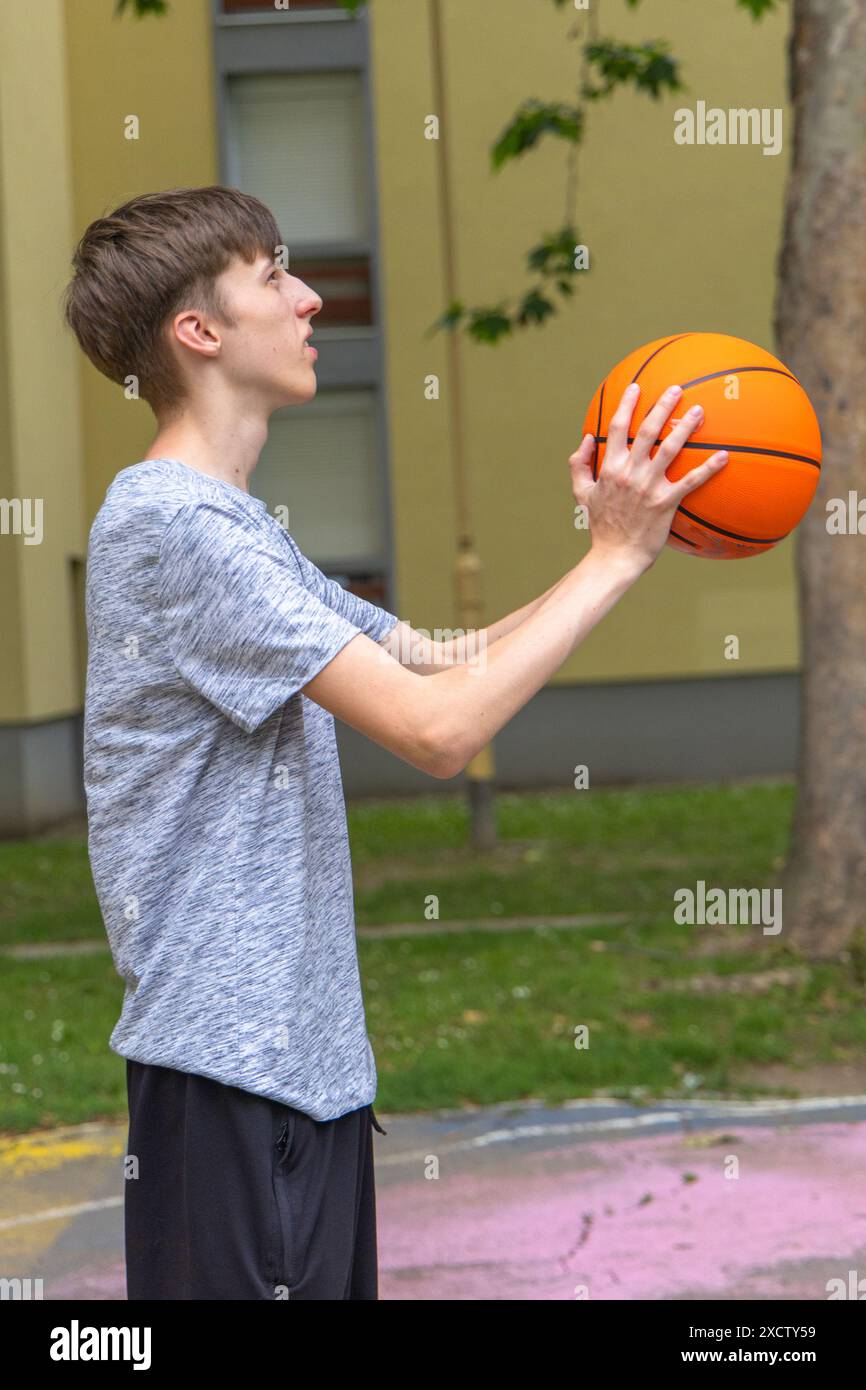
[569,432,596,466]
[630,385,687,466]
[606,382,640,453]
[648,403,705,476]
[569,433,597,502]
[670,450,729,501]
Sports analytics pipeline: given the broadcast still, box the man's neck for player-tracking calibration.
[143,409,269,495]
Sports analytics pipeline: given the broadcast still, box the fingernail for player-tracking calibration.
[627,383,640,394]
[669,385,683,398]
[689,404,703,418]
[718,451,729,461]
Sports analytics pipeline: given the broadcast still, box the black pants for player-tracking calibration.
[124,1059,385,1300]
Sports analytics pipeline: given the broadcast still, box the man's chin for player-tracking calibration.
[279,374,317,408]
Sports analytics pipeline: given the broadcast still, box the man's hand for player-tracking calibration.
[570,381,729,574]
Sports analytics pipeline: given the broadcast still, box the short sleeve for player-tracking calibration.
[157,501,367,733]
[281,532,399,643]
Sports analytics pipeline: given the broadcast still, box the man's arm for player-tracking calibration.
[377,573,570,674]
[306,547,642,778]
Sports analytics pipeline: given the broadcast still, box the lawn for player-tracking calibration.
[1,779,864,1134]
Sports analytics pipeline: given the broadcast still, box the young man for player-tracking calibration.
[64,185,726,1301]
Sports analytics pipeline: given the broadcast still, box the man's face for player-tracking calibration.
[209,251,322,410]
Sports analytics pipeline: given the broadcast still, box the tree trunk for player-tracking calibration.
[774,0,866,957]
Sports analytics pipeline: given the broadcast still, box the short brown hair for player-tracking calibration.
[63,185,282,417]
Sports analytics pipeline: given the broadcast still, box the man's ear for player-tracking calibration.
[171,309,221,359]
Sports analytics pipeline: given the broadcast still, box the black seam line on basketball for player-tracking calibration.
[675,503,788,544]
[677,366,799,391]
[630,333,694,384]
[669,527,698,548]
[594,380,605,481]
[594,436,821,469]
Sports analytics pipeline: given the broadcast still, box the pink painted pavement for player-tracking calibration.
[375,1118,866,1300]
[5,1100,865,1300]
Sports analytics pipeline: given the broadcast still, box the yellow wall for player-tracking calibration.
[0,0,86,722]
[370,0,798,681]
[63,0,219,523]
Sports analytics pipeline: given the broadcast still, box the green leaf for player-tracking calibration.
[115,0,168,15]
[515,288,556,328]
[736,0,778,16]
[433,304,513,343]
[491,99,583,171]
[427,302,466,336]
[526,224,580,277]
[582,39,683,102]
[467,309,513,344]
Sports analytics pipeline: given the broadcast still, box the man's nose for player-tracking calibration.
[295,279,322,316]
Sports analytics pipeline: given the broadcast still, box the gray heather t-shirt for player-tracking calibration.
[84,457,399,1121]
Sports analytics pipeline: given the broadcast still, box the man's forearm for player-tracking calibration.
[383,571,574,674]
[471,572,572,650]
[420,547,642,773]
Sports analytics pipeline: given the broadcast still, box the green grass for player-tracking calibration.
[0,837,102,946]
[350,782,793,924]
[2,780,865,1134]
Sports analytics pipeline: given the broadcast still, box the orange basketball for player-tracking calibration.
[582,332,822,558]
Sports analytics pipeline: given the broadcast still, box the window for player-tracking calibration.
[216,0,394,609]
[226,71,372,327]
[252,390,387,577]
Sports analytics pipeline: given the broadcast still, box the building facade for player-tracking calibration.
[0,0,800,833]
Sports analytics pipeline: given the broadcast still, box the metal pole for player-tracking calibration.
[428,0,497,849]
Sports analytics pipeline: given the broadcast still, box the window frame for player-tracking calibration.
[211,0,396,606]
